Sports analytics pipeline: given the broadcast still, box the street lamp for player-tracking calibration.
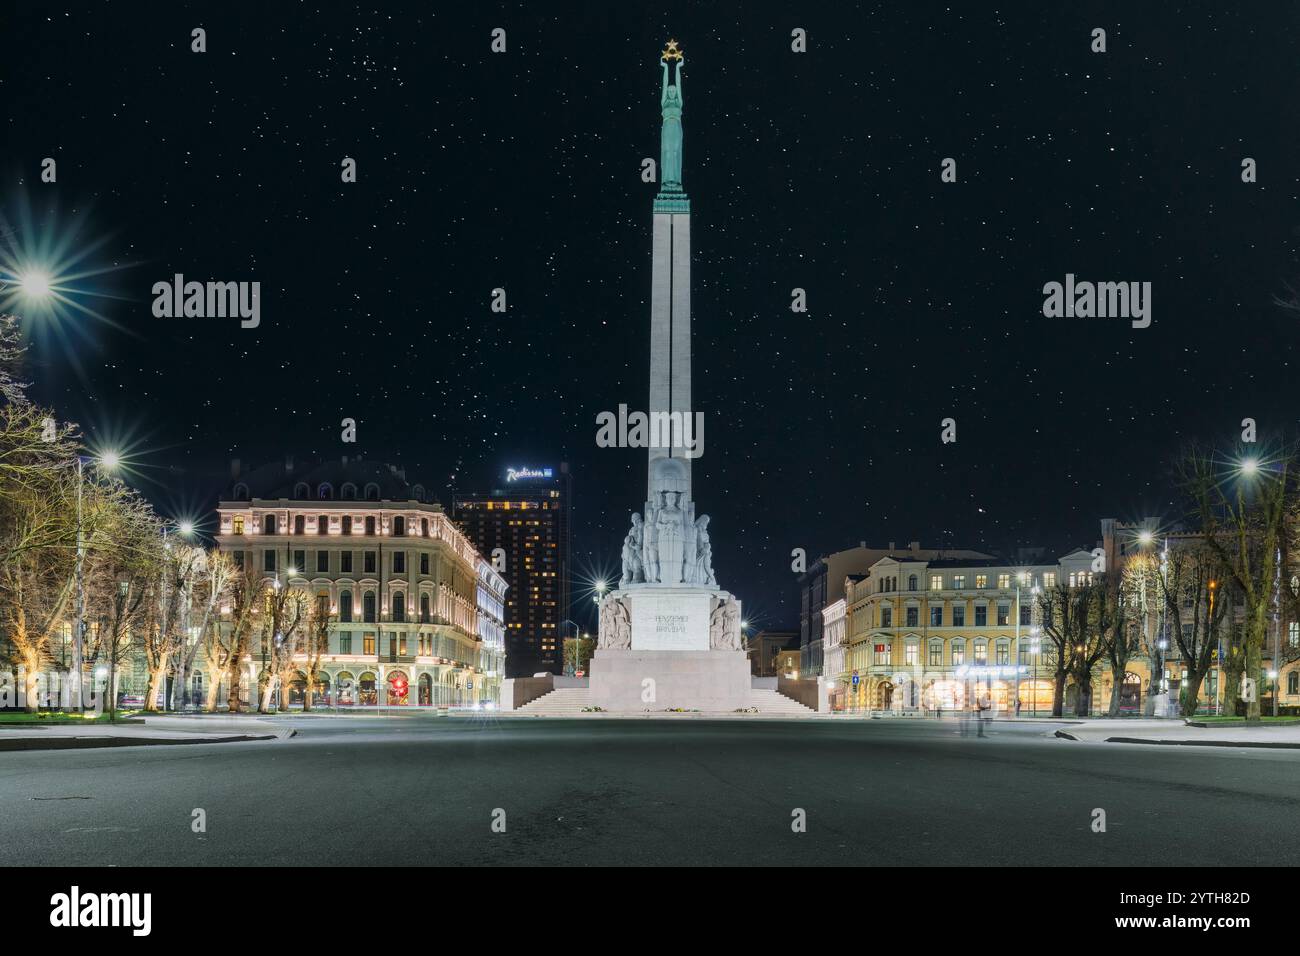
[67,449,122,713]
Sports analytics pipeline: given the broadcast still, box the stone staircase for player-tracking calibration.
[517,688,595,715]
[748,688,816,715]
[514,686,816,716]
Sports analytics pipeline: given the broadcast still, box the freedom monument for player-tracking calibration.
[591,41,752,712]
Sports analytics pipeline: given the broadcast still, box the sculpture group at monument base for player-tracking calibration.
[589,648,753,713]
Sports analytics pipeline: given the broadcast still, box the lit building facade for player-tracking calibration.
[841,552,1095,714]
[208,458,504,708]
[453,465,571,678]
[798,543,995,678]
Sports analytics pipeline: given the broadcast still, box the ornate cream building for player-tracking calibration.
[209,458,507,709]
[840,550,1097,714]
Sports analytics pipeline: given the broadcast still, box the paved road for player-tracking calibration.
[3,714,1297,866]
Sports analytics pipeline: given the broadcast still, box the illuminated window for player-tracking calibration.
[952,641,966,666]
[904,644,919,666]
[974,642,988,664]
[995,642,1009,665]
[930,574,943,590]
[232,516,245,535]
[929,642,943,667]
[1043,572,1056,588]
[952,576,966,589]
[874,643,891,666]
[363,633,376,655]
[997,574,1010,589]
[975,575,987,589]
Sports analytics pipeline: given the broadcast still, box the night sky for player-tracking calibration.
[6,3,1300,631]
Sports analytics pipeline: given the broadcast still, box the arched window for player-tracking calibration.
[908,574,918,591]
[364,483,381,502]
[421,517,429,538]
[392,516,406,537]
[362,590,377,623]
[263,514,277,535]
[293,483,310,500]
[341,483,357,501]
[392,592,406,623]
[420,593,430,623]
[318,483,333,500]
[364,516,376,536]
[318,514,329,535]
[293,514,305,535]
[232,483,250,501]
[339,590,353,623]
[412,484,426,501]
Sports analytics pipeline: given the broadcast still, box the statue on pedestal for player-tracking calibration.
[619,513,646,586]
[655,491,687,585]
[692,515,716,586]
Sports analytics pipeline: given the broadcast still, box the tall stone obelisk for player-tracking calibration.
[647,38,692,497]
[591,41,751,714]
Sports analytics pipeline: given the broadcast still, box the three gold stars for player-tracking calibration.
[661,39,683,62]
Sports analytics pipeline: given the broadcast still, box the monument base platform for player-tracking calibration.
[589,648,752,713]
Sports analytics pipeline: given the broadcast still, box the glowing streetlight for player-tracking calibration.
[18,269,52,300]
[1138,530,1154,546]
[97,450,121,471]
[178,520,195,536]
[1239,457,1259,478]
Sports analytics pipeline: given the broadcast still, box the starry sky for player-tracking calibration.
[6,2,1300,631]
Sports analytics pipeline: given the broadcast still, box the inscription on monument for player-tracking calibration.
[631,592,710,651]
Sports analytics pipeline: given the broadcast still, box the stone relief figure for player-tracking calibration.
[721,597,743,651]
[693,515,716,586]
[655,491,686,585]
[610,598,632,650]
[597,596,633,650]
[619,513,646,586]
[598,597,616,649]
[708,597,726,649]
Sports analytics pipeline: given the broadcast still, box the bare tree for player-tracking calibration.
[1180,443,1294,722]
[301,593,333,712]
[1158,542,1230,716]
[259,583,309,713]
[1037,583,1092,717]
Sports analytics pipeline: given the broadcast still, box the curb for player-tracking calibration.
[0,733,280,752]
[1104,736,1300,750]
